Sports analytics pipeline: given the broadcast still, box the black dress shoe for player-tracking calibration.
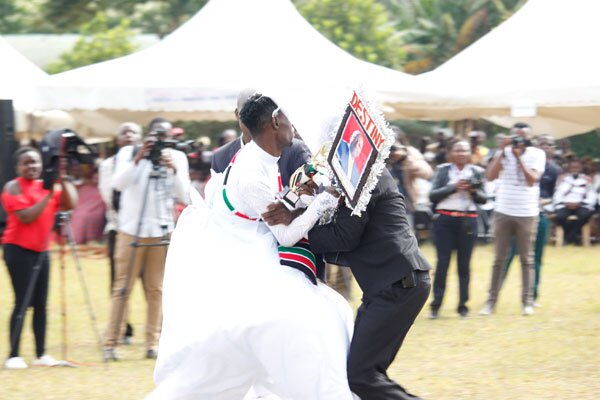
[458,305,469,318]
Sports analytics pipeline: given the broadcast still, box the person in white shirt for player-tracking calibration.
[103,120,190,361]
[481,123,546,316]
[98,122,142,345]
[553,159,597,244]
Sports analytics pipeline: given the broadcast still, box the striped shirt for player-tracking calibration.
[495,146,546,217]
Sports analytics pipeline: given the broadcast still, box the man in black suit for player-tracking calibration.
[308,168,431,400]
[211,89,311,188]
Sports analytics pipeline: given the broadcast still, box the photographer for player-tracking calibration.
[429,141,487,319]
[468,130,489,167]
[481,123,546,316]
[98,122,142,343]
[103,122,190,361]
[2,147,77,369]
[386,126,433,216]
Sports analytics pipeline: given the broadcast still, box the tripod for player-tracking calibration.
[55,211,105,363]
[108,162,171,360]
[7,212,104,366]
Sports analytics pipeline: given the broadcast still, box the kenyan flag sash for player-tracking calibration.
[278,239,318,285]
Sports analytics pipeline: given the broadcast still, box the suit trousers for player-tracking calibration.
[555,207,593,243]
[486,212,538,308]
[104,232,167,350]
[430,214,477,312]
[348,270,430,400]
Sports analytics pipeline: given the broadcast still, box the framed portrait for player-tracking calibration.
[328,105,379,207]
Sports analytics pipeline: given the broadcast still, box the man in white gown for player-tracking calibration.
[147,94,355,400]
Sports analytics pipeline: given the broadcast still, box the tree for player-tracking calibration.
[38,0,207,36]
[383,0,526,73]
[46,12,138,74]
[296,0,405,69]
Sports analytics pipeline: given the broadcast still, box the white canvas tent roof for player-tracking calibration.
[0,36,75,136]
[407,0,600,137]
[36,0,440,138]
[0,36,46,109]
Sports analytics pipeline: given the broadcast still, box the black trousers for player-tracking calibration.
[555,207,593,243]
[348,270,430,400]
[431,214,477,312]
[3,244,50,358]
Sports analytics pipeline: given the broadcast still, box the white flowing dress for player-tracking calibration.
[147,142,354,400]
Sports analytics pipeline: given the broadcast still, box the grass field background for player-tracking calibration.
[0,242,598,399]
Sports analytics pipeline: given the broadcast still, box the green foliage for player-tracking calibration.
[383,0,526,73]
[37,0,206,36]
[296,0,405,69]
[0,0,24,33]
[130,0,208,38]
[569,130,600,159]
[45,12,138,74]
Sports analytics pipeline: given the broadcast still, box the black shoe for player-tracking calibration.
[458,306,469,318]
[429,308,439,320]
[146,349,158,359]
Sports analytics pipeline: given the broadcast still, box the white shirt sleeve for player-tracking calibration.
[584,180,598,209]
[167,149,191,205]
[112,146,138,191]
[240,178,339,247]
[98,157,114,206]
[524,147,546,173]
[553,178,568,207]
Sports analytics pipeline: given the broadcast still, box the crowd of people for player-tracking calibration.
[1,106,599,398]
[385,123,600,319]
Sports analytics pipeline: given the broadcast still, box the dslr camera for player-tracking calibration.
[511,135,526,147]
[466,176,484,190]
[146,128,193,166]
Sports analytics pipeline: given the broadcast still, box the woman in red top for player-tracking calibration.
[1,147,77,369]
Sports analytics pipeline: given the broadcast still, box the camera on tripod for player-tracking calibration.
[147,128,193,166]
[40,128,98,190]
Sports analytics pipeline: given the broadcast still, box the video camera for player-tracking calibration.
[146,127,193,166]
[40,128,98,190]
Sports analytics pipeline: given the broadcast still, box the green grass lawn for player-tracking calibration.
[0,243,598,399]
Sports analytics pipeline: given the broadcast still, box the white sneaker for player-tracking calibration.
[522,305,534,316]
[32,354,60,367]
[4,357,28,369]
[533,301,542,308]
[479,303,494,316]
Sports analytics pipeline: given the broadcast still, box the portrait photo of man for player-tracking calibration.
[331,110,376,203]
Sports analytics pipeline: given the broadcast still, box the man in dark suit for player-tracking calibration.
[308,168,432,400]
[211,89,311,188]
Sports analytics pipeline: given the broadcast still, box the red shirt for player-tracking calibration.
[1,177,61,252]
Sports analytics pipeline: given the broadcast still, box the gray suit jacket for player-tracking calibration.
[211,138,311,187]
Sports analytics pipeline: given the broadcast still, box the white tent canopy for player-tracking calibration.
[36,0,440,139]
[405,0,600,137]
[0,36,85,136]
[0,36,46,111]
